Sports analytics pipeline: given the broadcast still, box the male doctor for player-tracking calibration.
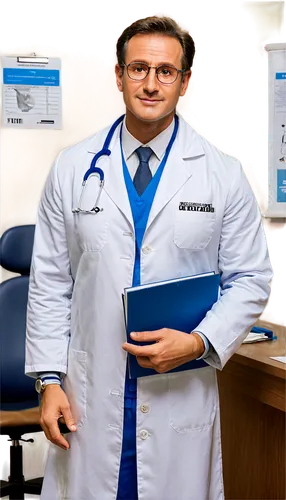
[25,15,272,500]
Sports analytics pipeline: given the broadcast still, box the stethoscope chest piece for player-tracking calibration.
[90,206,103,214]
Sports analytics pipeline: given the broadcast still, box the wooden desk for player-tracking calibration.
[217,321,286,500]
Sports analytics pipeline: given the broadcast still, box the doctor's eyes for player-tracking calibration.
[125,63,180,84]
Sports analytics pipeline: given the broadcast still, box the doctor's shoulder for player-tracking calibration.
[47,124,112,185]
[182,117,245,186]
[196,131,241,174]
[185,117,266,204]
[56,125,111,169]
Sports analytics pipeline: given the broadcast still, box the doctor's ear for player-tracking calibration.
[115,64,124,92]
[180,69,192,97]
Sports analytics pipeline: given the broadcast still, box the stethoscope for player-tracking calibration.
[72,114,125,214]
[72,113,179,215]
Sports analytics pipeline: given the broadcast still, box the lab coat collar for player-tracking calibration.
[145,114,206,230]
[176,112,206,161]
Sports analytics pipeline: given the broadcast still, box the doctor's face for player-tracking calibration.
[115,34,191,128]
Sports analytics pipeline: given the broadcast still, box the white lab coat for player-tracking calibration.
[25,115,272,500]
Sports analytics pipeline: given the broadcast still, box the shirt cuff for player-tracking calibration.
[37,372,62,386]
[193,332,211,360]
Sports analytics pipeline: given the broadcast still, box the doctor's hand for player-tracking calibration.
[122,329,205,374]
[40,385,76,450]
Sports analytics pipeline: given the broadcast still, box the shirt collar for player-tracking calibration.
[122,116,175,161]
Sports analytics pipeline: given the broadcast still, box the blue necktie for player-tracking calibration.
[133,146,153,196]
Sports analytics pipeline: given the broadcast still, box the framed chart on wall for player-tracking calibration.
[1,55,62,130]
[264,43,286,218]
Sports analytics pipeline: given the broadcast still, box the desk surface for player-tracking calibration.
[233,320,286,379]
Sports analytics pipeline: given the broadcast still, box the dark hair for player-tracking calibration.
[116,16,195,71]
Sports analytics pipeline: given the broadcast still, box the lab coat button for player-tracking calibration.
[142,246,152,254]
[140,404,149,413]
[139,429,149,440]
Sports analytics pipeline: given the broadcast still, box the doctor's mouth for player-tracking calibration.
[138,97,163,105]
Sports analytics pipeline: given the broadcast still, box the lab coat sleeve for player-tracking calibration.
[25,153,73,378]
[195,163,273,370]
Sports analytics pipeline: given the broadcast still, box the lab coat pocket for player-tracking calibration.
[174,211,215,250]
[75,212,109,252]
[168,368,217,432]
[63,349,87,429]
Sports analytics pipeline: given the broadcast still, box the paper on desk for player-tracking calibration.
[243,332,270,343]
[269,356,286,364]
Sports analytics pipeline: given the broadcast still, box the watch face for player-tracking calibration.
[35,378,43,394]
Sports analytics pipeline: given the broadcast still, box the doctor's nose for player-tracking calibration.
[142,68,160,94]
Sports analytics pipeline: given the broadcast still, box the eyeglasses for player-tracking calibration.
[121,62,186,84]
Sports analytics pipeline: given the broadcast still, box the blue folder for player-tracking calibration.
[123,272,220,378]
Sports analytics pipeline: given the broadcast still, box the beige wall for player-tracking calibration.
[241,0,285,57]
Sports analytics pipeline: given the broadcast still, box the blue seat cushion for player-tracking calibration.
[0,276,38,408]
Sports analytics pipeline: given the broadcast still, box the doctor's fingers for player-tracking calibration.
[41,406,77,449]
[41,416,70,450]
[122,342,159,357]
[136,356,154,369]
[41,404,77,449]
[136,355,170,374]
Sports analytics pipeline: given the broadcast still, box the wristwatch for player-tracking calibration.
[35,377,61,394]
[35,377,47,394]
[35,372,62,394]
